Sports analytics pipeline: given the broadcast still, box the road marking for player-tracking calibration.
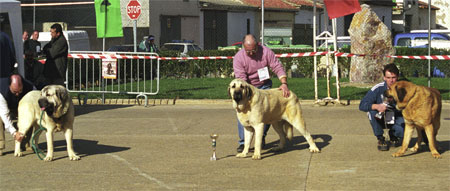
[107,153,173,190]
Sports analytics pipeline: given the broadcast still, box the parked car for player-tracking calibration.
[38,30,90,51]
[394,33,450,48]
[218,42,242,51]
[160,40,201,57]
[106,44,135,52]
[319,36,351,49]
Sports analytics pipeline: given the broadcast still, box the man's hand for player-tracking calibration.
[375,103,388,113]
[14,132,24,142]
[278,84,290,98]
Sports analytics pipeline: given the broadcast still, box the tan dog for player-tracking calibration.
[228,79,320,160]
[14,85,80,161]
[384,81,442,158]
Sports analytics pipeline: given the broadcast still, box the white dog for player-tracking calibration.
[229,79,320,160]
[14,85,80,161]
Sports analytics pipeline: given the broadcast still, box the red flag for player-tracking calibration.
[324,0,361,19]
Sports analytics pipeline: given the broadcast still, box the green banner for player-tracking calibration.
[95,0,123,38]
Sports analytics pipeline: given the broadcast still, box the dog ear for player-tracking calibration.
[246,86,253,100]
[57,87,71,115]
[396,86,407,102]
[227,87,231,98]
[41,85,49,96]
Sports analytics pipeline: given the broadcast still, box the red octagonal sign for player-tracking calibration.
[127,0,141,20]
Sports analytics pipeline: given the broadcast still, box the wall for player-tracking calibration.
[227,10,255,46]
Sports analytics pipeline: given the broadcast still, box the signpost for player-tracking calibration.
[127,0,141,52]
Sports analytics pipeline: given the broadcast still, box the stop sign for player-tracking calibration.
[127,0,141,20]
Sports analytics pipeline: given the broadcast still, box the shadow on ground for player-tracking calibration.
[30,139,130,161]
[74,105,134,116]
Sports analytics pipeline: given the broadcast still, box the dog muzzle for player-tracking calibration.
[233,91,243,103]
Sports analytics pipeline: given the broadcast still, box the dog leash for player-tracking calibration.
[31,108,47,160]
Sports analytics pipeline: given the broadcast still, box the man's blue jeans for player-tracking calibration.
[237,80,272,145]
[368,110,404,140]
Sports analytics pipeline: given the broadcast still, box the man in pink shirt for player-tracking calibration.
[233,34,290,152]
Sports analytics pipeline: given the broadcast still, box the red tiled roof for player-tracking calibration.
[418,0,440,10]
[285,0,324,8]
[242,0,299,10]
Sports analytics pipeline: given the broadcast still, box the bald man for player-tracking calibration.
[0,74,34,155]
[232,34,290,152]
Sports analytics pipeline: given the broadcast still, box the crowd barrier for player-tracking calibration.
[66,51,159,106]
[64,51,447,106]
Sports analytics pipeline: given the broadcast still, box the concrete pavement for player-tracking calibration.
[1,102,449,190]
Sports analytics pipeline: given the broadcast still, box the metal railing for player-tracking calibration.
[66,51,159,106]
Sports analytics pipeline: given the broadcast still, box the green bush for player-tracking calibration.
[70,47,448,80]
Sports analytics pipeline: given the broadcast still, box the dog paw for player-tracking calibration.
[391,152,404,157]
[252,154,261,160]
[309,147,320,153]
[409,147,419,152]
[432,153,441,159]
[236,153,247,158]
[44,156,54,161]
[270,146,284,152]
[69,155,81,161]
[14,151,23,157]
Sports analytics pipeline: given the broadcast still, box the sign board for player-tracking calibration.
[127,0,141,20]
[102,58,117,79]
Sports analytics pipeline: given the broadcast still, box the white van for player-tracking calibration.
[38,30,90,51]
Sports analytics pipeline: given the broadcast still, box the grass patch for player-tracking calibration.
[73,77,449,100]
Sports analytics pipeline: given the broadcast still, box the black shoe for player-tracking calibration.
[377,139,389,151]
[236,144,244,153]
[390,137,402,147]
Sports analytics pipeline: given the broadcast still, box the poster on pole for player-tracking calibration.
[102,58,117,79]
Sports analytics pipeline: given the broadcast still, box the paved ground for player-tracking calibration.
[1,101,449,190]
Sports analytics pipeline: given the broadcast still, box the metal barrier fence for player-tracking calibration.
[66,51,159,106]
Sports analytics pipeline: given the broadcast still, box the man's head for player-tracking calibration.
[50,23,63,39]
[9,74,23,97]
[31,30,39,41]
[22,31,29,41]
[383,64,399,88]
[147,35,155,44]
[242,34,258,57]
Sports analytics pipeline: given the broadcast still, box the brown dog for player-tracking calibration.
[384,81,442,158]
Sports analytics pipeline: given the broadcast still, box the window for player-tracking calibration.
[397,38,411,46]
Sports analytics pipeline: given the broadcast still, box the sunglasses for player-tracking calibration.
[245,47,257,54]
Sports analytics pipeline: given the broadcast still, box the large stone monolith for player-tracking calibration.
[348,4,395,83]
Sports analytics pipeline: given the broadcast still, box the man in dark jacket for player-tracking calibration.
[359,64,404,151]
[43,23,68,86]
[24,30,42,57]
[0,32,16,78]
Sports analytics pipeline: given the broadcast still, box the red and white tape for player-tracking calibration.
[68,54,158,60]
[158,56,233,60]
[67,52,450,60]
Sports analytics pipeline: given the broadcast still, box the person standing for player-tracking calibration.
[1,32,16,78]
[139,35,158,53]
[233,34,290,152]
[43,23,68,86]
[359,64,404,151]
[22,30,29,42]
[24,30,42,57]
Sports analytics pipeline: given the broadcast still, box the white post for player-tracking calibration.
[134,20,137,52]
[261,0,264,44]
[332,18,340,101]
[427,0,431,87]
[313,0,318,101]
